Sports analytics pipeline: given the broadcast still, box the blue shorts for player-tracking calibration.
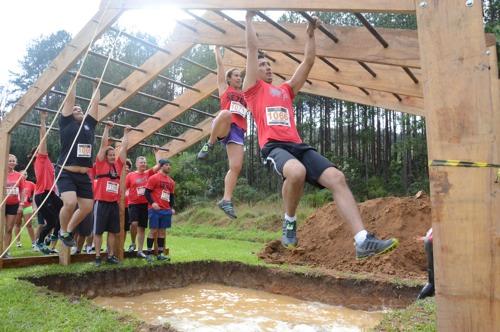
[148,209,172,229]
[219,123,245,146]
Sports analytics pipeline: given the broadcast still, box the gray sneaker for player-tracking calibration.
[127,244,136,253]
[218,200,237,219]
[355,233,399,259]
[281,219,298,248]
[36,243,52,255]
[157,253,171,261]
[197,142,213,160]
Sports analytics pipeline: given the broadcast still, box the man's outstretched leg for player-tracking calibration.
[318,167,398,259]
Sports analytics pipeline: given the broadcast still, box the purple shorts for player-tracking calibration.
[218,123,245,145]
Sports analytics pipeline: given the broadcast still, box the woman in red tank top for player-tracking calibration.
[197,46,247,219]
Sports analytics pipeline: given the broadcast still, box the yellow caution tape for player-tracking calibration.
[430,160,500,183]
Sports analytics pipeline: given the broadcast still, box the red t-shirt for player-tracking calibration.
[34,153,55,195]
[23,181,36,207]
[244,80,302,148]
[93,158,123,202]
[145,172,175,210]
[221,86,248,132]
[5,171,25,205]
[126,169,156,205]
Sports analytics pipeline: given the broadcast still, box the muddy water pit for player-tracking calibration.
[26,261,420,331]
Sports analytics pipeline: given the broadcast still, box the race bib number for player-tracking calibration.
[229,101,247,118]
[136,187,145,196]
[160,190,170,202]
[266,106,291,127]
[77,144,92,158]
[106,181,119,194]
[5,186,19,196]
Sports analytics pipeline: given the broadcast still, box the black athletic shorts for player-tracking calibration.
[124,207,130,232]
[76,211,93,237]
[56,168,93,199]
[34,191,62,228]
[261,141,335,188]
[93,201,120,235]
[128,203,148,228]
[5,203,19,216]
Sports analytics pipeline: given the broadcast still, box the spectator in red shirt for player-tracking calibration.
[144,159,175,261]
[197,46,247,219]
[125,153,161,258]
[14,171,36,248]
[3,154,25,257]
[92,122,131,266]
[243,12,398,258]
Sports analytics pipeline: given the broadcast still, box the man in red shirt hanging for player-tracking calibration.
[92,122,131,266]
[125,154,161,258]
[144,159,175,261]
[243,12,398,259]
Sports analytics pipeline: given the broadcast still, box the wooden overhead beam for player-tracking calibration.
[416,0,499,330]
[126,74,218,148]
[97,42,194,120]
[171,19,421,68]
[223,50,423,97]
[106,0,416,13]
[159,116,214,159]
[0,7,123,133]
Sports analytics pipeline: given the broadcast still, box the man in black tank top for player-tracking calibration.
[56,79,99,247]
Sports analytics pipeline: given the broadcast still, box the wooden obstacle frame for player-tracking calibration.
[0,1,498,330]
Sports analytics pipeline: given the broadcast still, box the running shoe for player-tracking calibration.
[197,142,213,160]
[127,243,136,253]
[217,200,237,219]
[85,245,93,254]
[157,253,171,262]
[44,236,51,246]
[16,242,22,248]
[137,251,148,259]
[36,243,52,255]
[59,232,76,247]
[106,255,120,264]
[49,248,58,254]
[281,219,298,248]
[417,282,435,299]
[1,252,12,259]
[95,257,102,267]
[355,233,399,259]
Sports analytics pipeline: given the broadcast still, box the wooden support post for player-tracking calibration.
[0,132,11,260]
[58,243,71,266]
[117,162,127,261]
[416,1,499,331]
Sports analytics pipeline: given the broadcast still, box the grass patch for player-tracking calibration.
[372,298,436,332]
[172,200,315,242]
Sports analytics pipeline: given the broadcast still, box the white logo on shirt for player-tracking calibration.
[84,124,90,131]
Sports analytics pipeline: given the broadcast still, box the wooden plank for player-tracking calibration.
[59,245,71,266]
[416,1,499,331]
[0,7,123,133]
[107,0,416,13]
[171,19,421,68]
[159,116,214,158]
[0,132,11,259]
[223,50,423,97]
[97,42,194,121]
[126,74,218,148]
[116,163,127,261]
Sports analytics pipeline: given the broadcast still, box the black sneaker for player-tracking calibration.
[36,243,52,255]
[197,142,213,160]
[355,233,399,259]
[157,253,170,261]
[106,255,120,264]
[218,200,237,219]
[417,283,435,299]
[281,219,298,248]
[95,257,102,267]
[127,244,136,253]
[59,232,76,247]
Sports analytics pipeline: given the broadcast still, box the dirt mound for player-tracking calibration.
[259,194,431,279]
